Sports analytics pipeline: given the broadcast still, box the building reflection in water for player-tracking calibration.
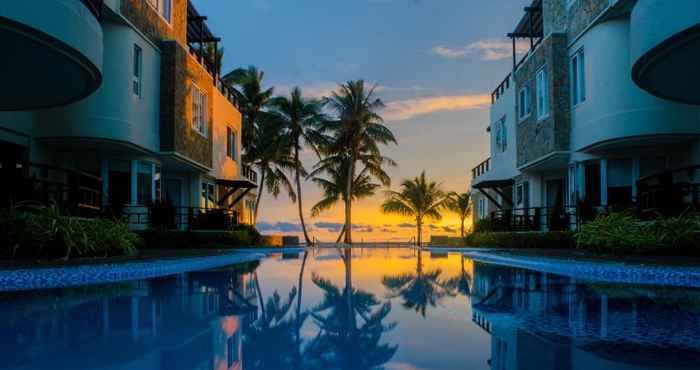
[470,262,700,370]
[0,261,259,370]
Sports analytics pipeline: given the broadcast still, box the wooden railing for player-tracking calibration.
[242,165,257,184]
[471,158,491,179]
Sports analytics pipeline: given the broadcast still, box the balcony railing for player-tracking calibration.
[489,206,579,232]
[80,0,103,20]
[122,205,239,231]
[242,165,257,184]
[491,74,511,104]
[472,158,491,180]
[4,162,102,216]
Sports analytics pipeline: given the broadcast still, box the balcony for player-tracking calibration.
[0,0,103,110]
[471,158,491,181]
[242,165,258,184]
[631,0,700,104]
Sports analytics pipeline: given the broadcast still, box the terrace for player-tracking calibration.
[186,2,240,109]
[507,0,543,72]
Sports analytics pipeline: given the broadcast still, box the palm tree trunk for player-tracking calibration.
[460,216,466,238]
[416,217,423,247]
[343,158,355,244]
[253,167,266,223]
[335,225,346,243]
[294,145,312,245]
[344,247,356,328]
[295,250,308,348]
[254,271,267,322]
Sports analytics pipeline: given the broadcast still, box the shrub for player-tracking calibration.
[576,212,700,255]
[0,206,139,260]
[463,231,575,249]
[473,218,497,233]
[139,224,263,250]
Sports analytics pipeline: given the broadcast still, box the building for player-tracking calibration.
[0,0,258,229]
[471,0,700,231]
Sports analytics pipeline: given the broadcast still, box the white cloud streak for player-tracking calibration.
[432,38,530,61]
[382,94,491,121]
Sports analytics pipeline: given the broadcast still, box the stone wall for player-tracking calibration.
[515,34,571,167]
[567,0,610,41]
[120,0,188,46]
[160,41,214,168]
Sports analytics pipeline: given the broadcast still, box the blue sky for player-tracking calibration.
[195,0,530,241]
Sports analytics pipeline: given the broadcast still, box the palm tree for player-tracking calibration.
[445,255,472,297]
[381,172,451,247]
[222,66,274,153]
[322,80,397,244]
[268,87,325,245]
[448,191,472,238]
[308,159,384,242]
[244,115,297,221]
[381,250,455,318]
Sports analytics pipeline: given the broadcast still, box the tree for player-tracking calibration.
[448,191,472,238]
[268,87,325,245]
[308,158,384,242]
[244,115,297,221]
[222,66,274,153]
[321,80,397,244]
[381,172,451,247]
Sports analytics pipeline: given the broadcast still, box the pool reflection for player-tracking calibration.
[1,248,700,370]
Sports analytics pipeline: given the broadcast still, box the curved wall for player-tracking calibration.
[630,0,700,103]
[0,0,102,69]
[37,22,160,153]
[570,19,699,153]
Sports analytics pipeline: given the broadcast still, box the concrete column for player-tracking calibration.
[577,162,586,201]
[632,158,641,202]
[600,159,608,207]
[130,160,138,205]
[101,158,109,205]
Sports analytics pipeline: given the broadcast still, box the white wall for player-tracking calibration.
[570,19,700,152]
[488,80,520,182]
[37,21,161,153]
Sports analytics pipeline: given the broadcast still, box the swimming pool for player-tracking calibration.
[1,248,699,369]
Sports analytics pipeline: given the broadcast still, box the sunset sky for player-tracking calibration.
[196,0,530,241]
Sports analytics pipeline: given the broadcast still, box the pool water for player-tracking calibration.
[2,248,700,370]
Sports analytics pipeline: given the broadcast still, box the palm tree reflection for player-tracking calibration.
[306,247,397,369]
[444,255,472,297]
[382,250,455,317]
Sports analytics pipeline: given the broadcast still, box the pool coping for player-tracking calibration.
[464,250,700,288]
[0,252,267,292]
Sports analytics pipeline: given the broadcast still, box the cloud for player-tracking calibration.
[383,94,490,121]
[432,38,529,61]
[442,225,457,233]
[385,363,429,370]
[256,221,305,233]
[276,82,337,99]
[397,223,416,228]
[314,222,344,232]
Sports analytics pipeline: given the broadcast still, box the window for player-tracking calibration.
[494,117,507,153]
[516,184,524,205]
[226,127,237,161]
[192,84,208,137]
[518,86,531,120]
[132,45,142,97]
[571,49,586,106]
[536,67,549,119]
[201,181,216,209]
[146,0,171,23]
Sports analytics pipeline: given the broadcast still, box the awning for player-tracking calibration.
[216,179,257,209]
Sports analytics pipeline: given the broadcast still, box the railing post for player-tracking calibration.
[534,208,541,231]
